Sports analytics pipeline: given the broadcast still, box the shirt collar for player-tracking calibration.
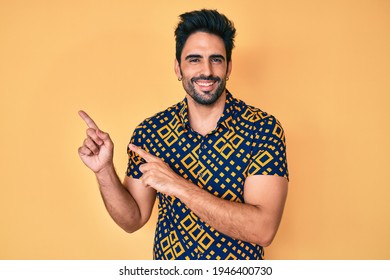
[178,90,236,131]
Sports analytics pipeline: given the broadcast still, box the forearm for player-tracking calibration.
[178,182,277,246]
[95,165,143,233]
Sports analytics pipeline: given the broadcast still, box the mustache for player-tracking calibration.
[191,75,221,83]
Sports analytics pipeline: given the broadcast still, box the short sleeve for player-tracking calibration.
[246,116,289,180]
[126,122,146,179]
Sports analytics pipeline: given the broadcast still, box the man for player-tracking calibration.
[78,9,288,260]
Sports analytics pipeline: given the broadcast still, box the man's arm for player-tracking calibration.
[178,175,288,246]
[94,167,156,233]
[129,144,288,246]
[78,111,156,233]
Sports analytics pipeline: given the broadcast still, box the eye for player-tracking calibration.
[189,58,200,63]
[211,57,223,63]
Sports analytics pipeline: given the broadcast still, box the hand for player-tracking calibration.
[129,144,188,196]
[78,110,114,173]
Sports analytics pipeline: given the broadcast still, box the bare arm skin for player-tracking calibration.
[78,111,156,233]
[129,144,288,247]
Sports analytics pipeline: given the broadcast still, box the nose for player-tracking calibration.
[201,60,213,77]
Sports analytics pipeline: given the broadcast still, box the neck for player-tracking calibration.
[187,91,226,136]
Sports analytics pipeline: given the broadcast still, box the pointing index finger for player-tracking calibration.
[78,110,99,129]
[129,144,159,163]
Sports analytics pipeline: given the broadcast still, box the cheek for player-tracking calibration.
[180,63,204,75]
[181,68,196,78]
[214,65,229,76]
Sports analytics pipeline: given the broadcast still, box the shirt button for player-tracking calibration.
[199,225,203,230]
[198,172,203,178]
[202,144,207,149]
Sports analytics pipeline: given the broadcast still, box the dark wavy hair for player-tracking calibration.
[174,9,236,64]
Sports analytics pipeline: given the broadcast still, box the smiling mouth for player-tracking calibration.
[195,81,216,87]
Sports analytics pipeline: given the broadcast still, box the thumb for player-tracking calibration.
[97,129,114,150]
[96,129,111,141]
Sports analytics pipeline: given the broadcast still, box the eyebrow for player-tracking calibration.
[185,54,202,61]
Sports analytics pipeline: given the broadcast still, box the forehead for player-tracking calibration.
[181,32,226,58]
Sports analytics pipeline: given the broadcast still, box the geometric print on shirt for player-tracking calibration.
[127,91,288,260]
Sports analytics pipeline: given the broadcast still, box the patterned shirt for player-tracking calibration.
[127,91,288,260]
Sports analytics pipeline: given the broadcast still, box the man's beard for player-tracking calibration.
[182,75,226,105]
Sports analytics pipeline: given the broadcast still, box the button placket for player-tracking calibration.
[197,137,205,180]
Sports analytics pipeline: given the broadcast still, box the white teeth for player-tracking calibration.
[197,82,214,86]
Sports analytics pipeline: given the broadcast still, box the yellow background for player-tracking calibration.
[1,0,389,259]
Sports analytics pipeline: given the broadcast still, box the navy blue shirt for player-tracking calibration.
[127,91,288,259]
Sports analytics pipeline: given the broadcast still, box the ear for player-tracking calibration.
[226,59,233,78]
[174,59,182,80]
